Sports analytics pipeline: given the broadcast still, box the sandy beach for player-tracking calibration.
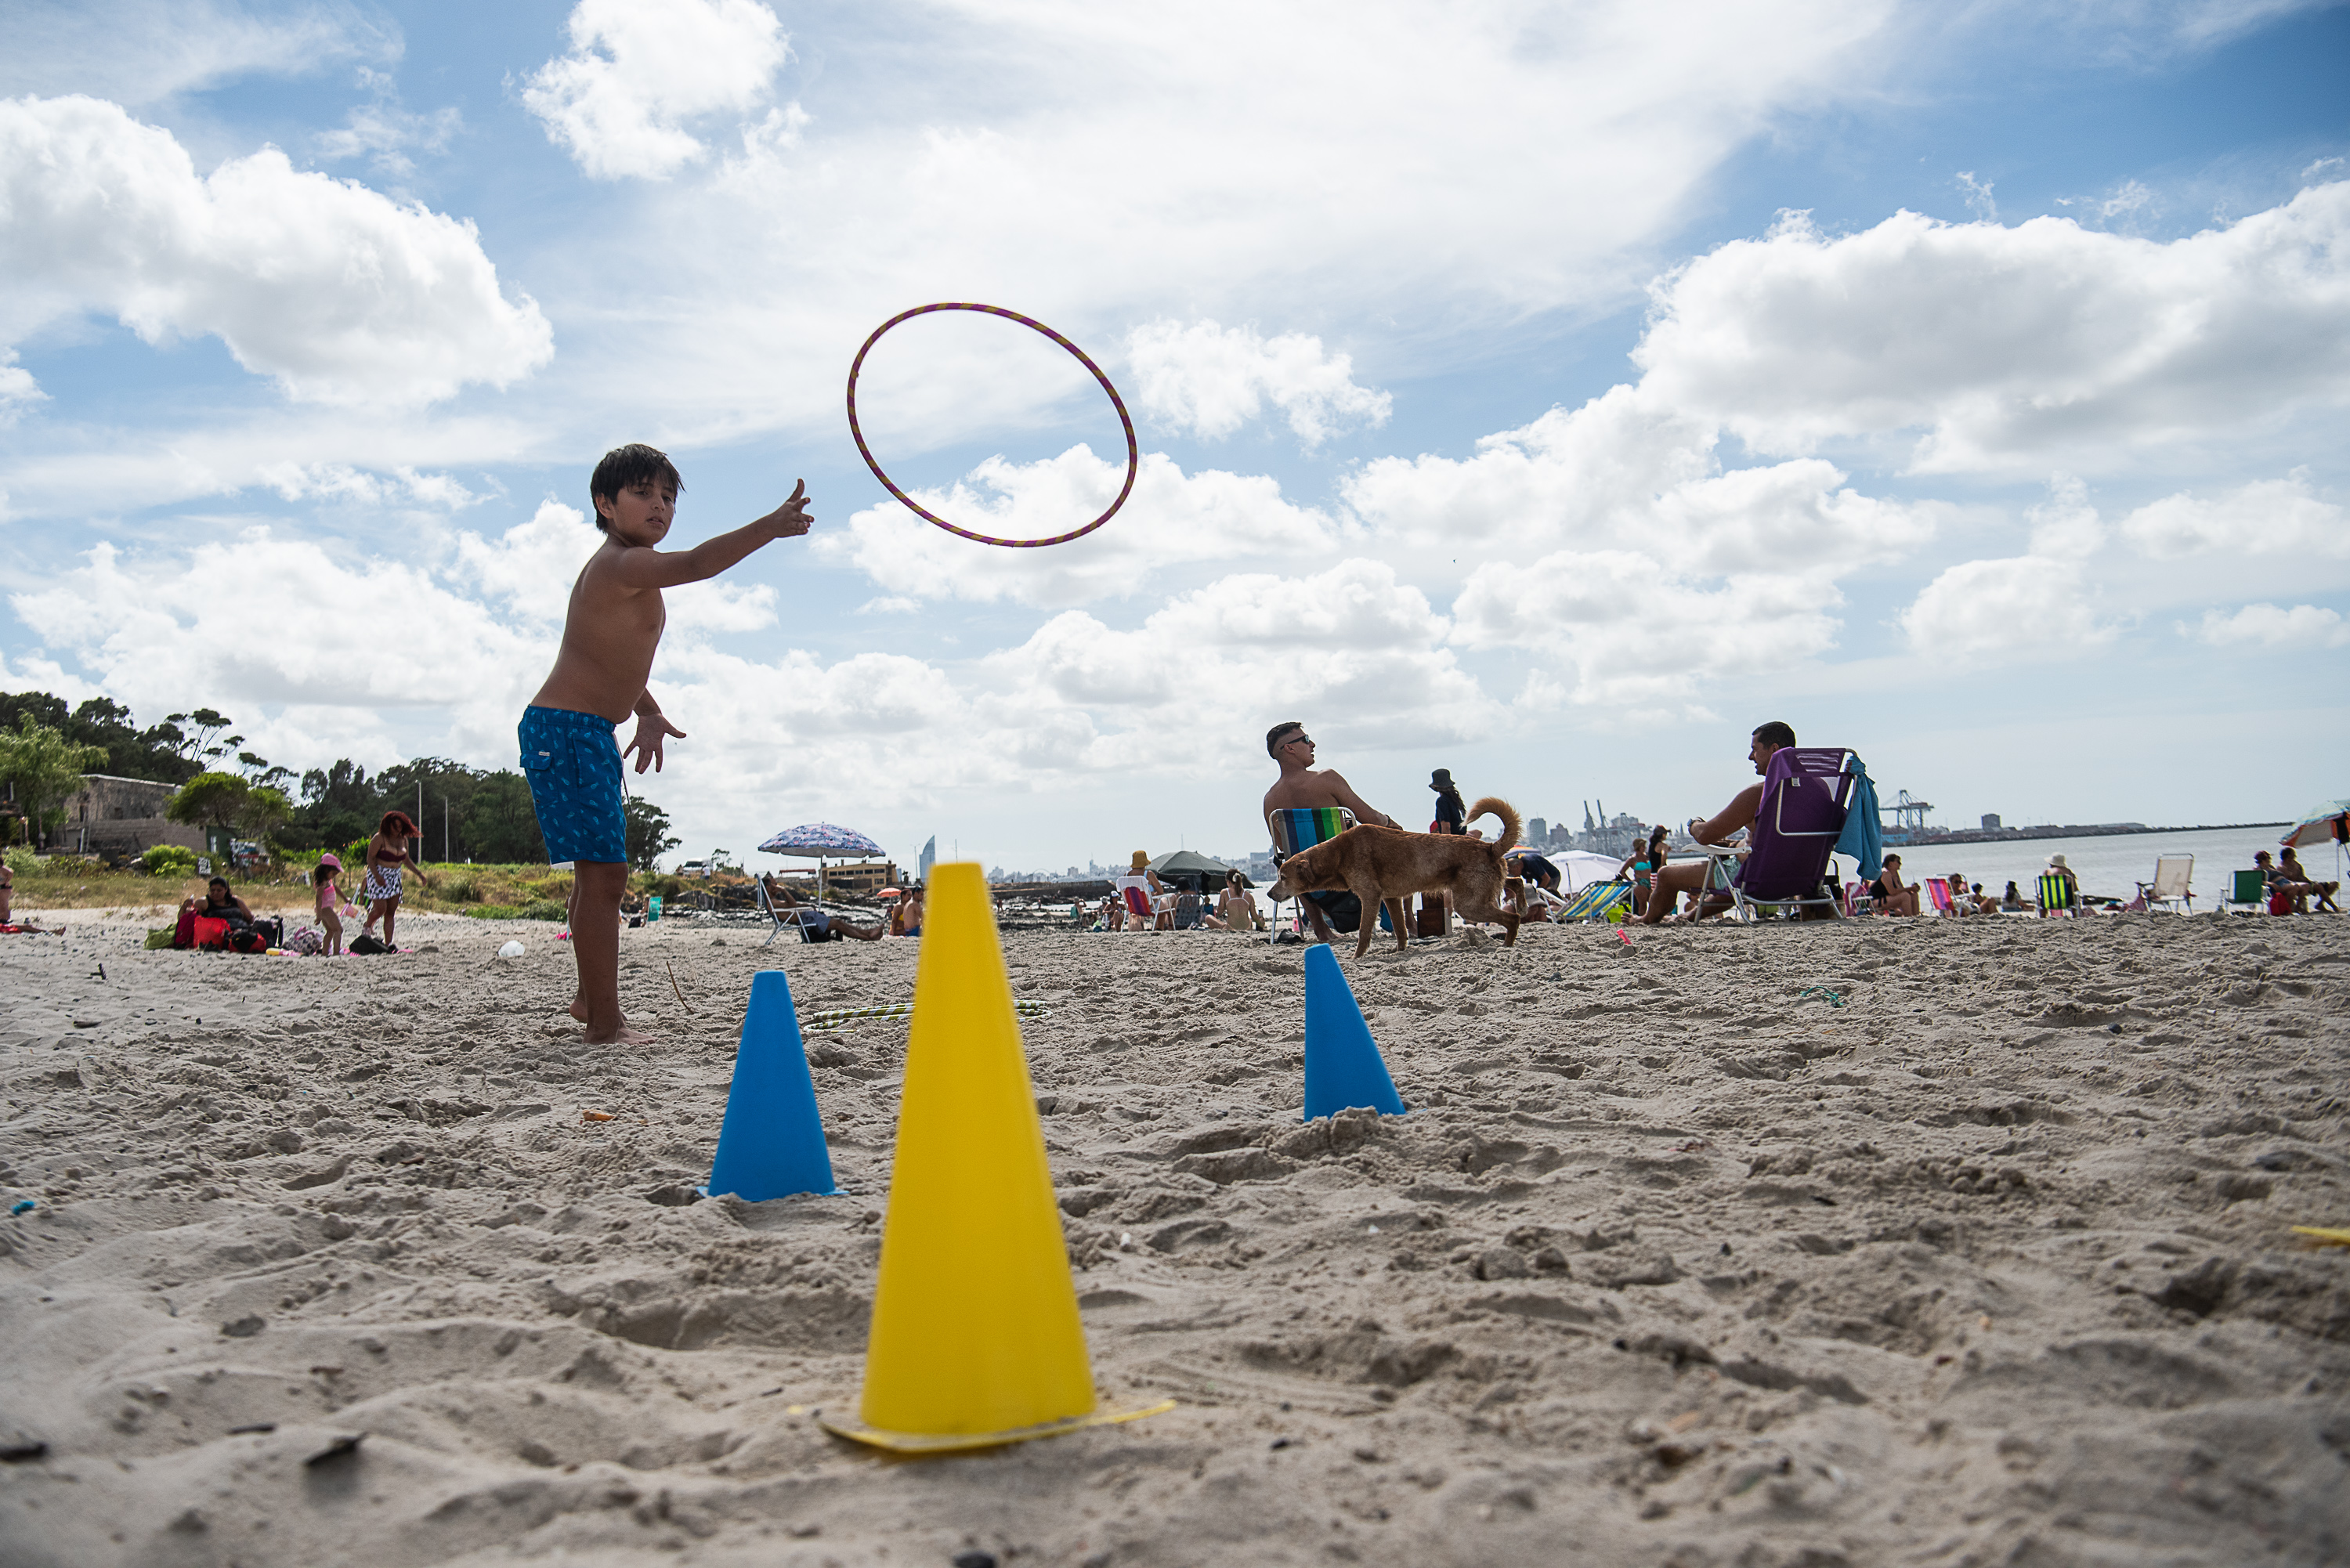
[2,906,2345,1566]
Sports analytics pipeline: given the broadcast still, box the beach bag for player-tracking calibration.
[2269,887,2293,916]
[191,916,231,951]
[172,908,198,948]
[230,927,268,954]
[287,926,324,956]
[349,933,387,956]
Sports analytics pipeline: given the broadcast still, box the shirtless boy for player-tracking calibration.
[1262,721,1399,941]
[522,444,814,1043]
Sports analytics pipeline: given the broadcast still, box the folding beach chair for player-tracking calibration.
[1556,878,1632,922]
[755,876,827,948]
[2218,869,2269,915]
[1926,880,1955,917]
[1266,807,1357,944]
[1842,880,1873,917]
[1699,747,1857,923]
[2132,854,2194,915]
[2037,873,2077,919]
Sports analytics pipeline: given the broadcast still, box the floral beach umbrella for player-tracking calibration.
[759,823,886,858]
[758,823,888,899]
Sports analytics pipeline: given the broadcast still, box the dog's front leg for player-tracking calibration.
[1387,898,1410,953]
[1346,876,1384,961]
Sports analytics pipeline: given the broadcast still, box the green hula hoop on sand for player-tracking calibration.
[844,302,1140,548]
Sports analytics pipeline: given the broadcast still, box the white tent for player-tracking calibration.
[1512,847,1624,893]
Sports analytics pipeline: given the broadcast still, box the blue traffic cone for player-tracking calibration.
[703,970,841,1199]
[1302,944,1407,1122]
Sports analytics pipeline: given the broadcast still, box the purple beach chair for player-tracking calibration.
[1698,746,1857,922]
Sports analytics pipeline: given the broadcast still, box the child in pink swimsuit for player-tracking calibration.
[313,854,345,956]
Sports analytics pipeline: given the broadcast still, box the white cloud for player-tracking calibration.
[1344,387,1935,576]
[1955,170,1998,222]
[1899,555,2118,663]
[9,536,554,734]
[523,0,793,181]
[812,445,1344,607]
[0,351,44,426]
[1632,183,2350,474]
[981,559,1499,765]
[2026,474,2105,558]
[1124,320,1391,446]
[1451,551,1842,707]
[256,462,481,510]
[2188,602,2350,649]
[563,0,1918,445]
[0,96,552,406]
[450,500,604,625]
[0,1,396,108]
[316,70,464,177]
[2117,471,2350,558]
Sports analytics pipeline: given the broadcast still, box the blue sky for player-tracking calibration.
[2,0,2345,873]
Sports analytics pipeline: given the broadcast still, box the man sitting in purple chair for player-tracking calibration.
[1639,721,1797,923]
[1638,721,1855,927]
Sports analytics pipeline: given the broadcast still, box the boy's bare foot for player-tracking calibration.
[583,1023,656,1045]
[569,997,590,1022]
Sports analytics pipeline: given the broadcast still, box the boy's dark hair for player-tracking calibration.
[1266,721,1304,758]
[1752,721,1798,749]
[589,443,684,532]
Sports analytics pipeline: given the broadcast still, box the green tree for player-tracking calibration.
[281,757,375,852]
[167,771,250,835]
[237,784,293,846]
[624,796,679,871]
[158,709,240,769]
[0,714,109,848]
[464,771,546,864]
[0,692,195,786]
[373,757,488,862]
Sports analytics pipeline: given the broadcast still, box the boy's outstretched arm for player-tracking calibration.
[608,482,813,590]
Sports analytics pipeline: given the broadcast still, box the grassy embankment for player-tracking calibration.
[2,852,698,922]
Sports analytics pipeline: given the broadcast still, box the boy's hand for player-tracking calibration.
[759,481,813,539]
[625,713,688,773]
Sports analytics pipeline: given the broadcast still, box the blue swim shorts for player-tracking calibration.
[519,706,627,865]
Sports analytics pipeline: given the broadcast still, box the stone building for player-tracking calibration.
[61,774,203,861]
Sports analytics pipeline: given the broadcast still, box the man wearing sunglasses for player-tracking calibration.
[1263,721,1400,941]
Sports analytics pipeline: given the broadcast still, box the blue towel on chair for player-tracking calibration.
[1835,755,1882,882]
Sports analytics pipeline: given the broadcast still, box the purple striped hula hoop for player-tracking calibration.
[844,302,1139,549]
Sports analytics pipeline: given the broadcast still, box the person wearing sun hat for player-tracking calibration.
[1429,768,1468,835]
[2044,852,2079,905]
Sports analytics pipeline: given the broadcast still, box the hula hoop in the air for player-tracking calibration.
[844,302,1140,549]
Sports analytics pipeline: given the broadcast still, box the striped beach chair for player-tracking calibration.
[1556,878,1632,922]
[1266,807,1356,943]
[2037,872,2077,919]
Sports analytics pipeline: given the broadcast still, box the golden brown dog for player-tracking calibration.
[1267,797,1524,959]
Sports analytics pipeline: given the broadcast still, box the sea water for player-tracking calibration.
[1840,823,2318,905]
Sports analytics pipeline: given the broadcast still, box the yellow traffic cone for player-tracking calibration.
[819,862,1171,1453]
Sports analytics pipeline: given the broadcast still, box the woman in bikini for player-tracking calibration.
[360,811,430,949]
[1616,825,1671,919]
[1202,869,1262,931]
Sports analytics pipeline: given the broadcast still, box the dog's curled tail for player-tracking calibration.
[1466,797,1521,854]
